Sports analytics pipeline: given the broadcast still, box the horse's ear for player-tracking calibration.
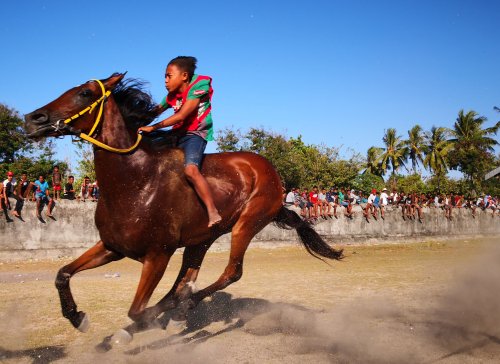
[103,72,127,90]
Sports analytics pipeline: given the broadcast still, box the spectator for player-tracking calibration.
[380,188,389,220]
[326,187,338,218]
[285,188,297,207]
[318,188,329,219]
[364,189,377,222]
[309,186,320,220]
[34,174,55,218]
[3,171,24,219]
[16,172,33,201]
[63,176,76,200]
[91,180,100,201]
[78,176,92,201]
[52,165,62,200]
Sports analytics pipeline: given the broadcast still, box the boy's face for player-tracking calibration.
[69,177,74,183]
[165,64,189,93]
[39,176,44,182]
[54,167,59,172]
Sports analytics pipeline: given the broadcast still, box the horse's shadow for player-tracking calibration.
[122,291,312,356]
[0,345,66,364]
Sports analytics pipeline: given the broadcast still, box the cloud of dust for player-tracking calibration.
[2,241,499,363]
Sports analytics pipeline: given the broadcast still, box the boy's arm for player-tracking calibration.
[138,98,200,133]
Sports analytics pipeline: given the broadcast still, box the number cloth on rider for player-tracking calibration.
[160,74,214,141]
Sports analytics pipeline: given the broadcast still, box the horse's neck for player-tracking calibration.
[99,97,135,150]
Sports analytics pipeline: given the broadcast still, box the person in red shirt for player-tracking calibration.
[309,186,320,220]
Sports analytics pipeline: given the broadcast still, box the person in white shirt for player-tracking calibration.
[285,188,296,206]
[364,189,377,221]
[3,171,23,218]
[380,188,389,219]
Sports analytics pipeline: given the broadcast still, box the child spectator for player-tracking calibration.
[91,180,100,201]
[34,174,55,218]
[285,188,296,206]
[78,176,92,201]
[63,176,76,200]
[52,165,62,200]
[3,171,24,219]
[380,188,389,220]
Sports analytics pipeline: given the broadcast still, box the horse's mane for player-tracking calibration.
[112,75,158,128]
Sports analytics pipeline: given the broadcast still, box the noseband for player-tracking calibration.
[61,79,142,154]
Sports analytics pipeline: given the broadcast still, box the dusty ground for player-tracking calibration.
[0,237,499,363]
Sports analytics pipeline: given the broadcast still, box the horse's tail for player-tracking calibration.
[274,206,343,261]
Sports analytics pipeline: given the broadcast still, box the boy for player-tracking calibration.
[138,56,221,227]
[34,175,55,218]
[63,175,76,200]
[52,165,62,200]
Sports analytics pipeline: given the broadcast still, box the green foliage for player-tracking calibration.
[448,109,500,191]
[394,173,426,194]
[0,103,68,183]
[0,103,33,163]
[215,127,363,189]
[379,128,408,177]
[351,172,385,194]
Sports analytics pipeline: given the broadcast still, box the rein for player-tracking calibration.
[62,79,142,154]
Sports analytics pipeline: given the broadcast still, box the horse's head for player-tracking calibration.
[25,73,125,138]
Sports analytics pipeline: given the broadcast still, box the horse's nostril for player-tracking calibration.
[32,111,49,124]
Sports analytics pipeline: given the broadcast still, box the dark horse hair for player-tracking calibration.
[111,75,158,128]
[275,207,343,261]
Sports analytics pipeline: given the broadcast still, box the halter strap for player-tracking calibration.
[63,79,142,154]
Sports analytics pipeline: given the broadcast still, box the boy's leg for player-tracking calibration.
[184,165,221,227]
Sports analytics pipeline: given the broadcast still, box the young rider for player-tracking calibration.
[138,56,222,227]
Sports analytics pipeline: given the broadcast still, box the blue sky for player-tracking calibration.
[1,0,499,174]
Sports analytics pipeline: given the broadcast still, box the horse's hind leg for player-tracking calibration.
[55,241,123,331]
[154,242,212,315]
[175,216,270,321]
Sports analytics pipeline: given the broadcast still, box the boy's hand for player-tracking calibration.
[138,126,155,134]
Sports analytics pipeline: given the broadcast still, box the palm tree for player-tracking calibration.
[379,128,407,183]
[448,109,500,189]
[423,126,452,192]
[363,146,384,176]
[403,124,425,174]
[449,109,500,152]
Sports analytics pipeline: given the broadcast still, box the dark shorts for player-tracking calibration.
[177,134,207,168]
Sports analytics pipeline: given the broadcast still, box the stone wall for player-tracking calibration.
[0,199,499,260]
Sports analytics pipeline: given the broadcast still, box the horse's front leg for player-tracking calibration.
[111,249,173,345]
[55,241,123,331]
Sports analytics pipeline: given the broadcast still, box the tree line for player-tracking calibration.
[216,108,500,196]
[1,102,499,197]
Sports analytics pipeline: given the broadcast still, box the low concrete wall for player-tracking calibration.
[0,199,499,260]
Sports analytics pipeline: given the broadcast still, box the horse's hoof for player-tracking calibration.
[111,328,133,345]
[77,313,90,333]
[165,319,187,336]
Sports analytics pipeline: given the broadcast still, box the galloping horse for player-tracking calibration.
[24,73,343,343]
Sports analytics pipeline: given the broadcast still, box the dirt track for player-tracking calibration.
[0,237,499,363]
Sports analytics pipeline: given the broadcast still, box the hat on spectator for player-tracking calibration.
[382,188,387,192]
[7,171,13,177]
[371,189,376,194]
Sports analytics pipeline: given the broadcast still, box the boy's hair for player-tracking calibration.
[168,56,197,80]
[68,175,74,179]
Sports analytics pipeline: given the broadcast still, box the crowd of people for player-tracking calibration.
[0,166,99,221]
[284,186,499,223]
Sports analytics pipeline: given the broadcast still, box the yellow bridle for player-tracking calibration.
[62,79,142,154]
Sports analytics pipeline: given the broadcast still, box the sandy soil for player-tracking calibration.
[0,237,499,363]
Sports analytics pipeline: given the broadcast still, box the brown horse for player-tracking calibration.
[24,73,343,343]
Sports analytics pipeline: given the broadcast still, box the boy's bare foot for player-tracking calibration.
[13,211,20,217]
[208,211,222,227]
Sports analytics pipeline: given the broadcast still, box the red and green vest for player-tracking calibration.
[160,74,214,141]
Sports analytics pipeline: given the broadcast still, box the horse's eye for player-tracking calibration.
[79,89,92,98]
